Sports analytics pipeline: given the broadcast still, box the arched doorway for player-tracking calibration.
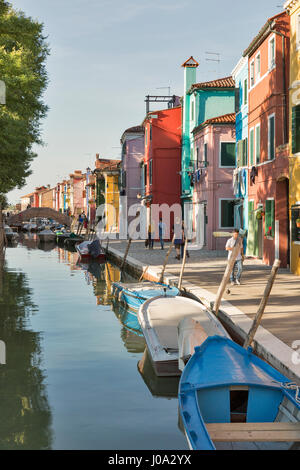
[275,177,289,268]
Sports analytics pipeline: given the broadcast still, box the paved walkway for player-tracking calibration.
[108,239,300,351]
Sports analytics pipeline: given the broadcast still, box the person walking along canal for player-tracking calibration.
[158,217,166,250]
[225,228,244,285]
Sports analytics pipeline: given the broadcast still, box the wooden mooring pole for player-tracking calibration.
[158,234,175,284]
[243,259,281,349]
[120,237,132,271]
[213,236,243,316]
[178,238,188,290]
[139,265,149,282]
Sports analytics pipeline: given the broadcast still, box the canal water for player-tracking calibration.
[0,237,187,450]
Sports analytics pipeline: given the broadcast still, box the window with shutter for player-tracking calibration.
[265,199,275,237]
[243,137,248,166]
[220,142,235,167]
[220,199,235,228]
[204,143,208,166]
[255,124,261,164]
[268,115,275,160]
[235,87,240,113]
[292,105,300,154]
[249,128,254,165]
[243,79,248,105]
[237,140,242,167]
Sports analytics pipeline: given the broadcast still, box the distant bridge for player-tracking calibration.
[8,207,72,227]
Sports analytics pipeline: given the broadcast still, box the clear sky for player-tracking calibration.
[7,0,282,204]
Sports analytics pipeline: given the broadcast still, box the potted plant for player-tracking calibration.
[296,218,300,228]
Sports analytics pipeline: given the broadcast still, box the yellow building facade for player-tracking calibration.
[285,0,300,274]
[104,169,120,233]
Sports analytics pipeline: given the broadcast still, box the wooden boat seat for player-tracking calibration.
[206,422,300,442]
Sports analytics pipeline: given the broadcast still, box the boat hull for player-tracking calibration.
[179,336,300,450]
[138,296,229,377]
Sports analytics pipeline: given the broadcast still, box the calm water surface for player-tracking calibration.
[0,237,186,450]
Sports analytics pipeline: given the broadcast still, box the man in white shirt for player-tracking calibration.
[225,229,244,285]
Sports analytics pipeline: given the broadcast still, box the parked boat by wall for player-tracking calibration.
[38,229,56,243]
[4,225,19,242]
[138,296,228,377]
[179,336,300,450]
[76,239,106,261]
[112,281,179,315]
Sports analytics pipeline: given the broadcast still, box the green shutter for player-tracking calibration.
[256,126,260,164]
[221,200,235,228]
[250,129,254,166]
[292,106,300,154]
[221,143,235,167]
[237,141,242,167]
[265,199,275,237]
[269,116,275,159]
[247,201,255,256]
[243,137,248,166]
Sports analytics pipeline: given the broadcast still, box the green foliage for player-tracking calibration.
[0,1,49,196]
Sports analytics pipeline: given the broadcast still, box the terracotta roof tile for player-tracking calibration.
[193,113,235,133]
[189,76,235,93]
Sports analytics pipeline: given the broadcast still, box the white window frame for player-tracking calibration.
[268,113,276,160]
[268,34,276,71]
[219,198,236,229]
[191,97,195,123]
[219,141,236,168]
[250,59,255,88]
[255,52,261,81]
[249,127,255,166]
[243,78,248,106]
[255,123,261,164]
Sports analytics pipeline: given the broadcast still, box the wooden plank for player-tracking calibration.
[206,422,300,442]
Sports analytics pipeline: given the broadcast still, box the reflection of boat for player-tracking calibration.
[76,239,106,262]
[138,348,180,398]
[120,327,145,354]
[112,299,142,334]
[138,296,228,377]
[179,336,300,451]
[111,281,179,314]
[38,229,56,243]
[37,241,56,252]
[4,225,19,242]
[64,234,84,248]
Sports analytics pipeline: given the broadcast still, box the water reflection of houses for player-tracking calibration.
[0,267,52,449]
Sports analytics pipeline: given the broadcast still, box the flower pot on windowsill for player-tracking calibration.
[296,219,300,228]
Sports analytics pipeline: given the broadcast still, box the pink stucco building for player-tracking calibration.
[120,125,145,223]
[192,113,236,250]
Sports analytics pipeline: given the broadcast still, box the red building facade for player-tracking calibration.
[142,106,182,238]
[245,11,290,267]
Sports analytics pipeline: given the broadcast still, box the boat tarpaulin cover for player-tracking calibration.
[88,239,102,258]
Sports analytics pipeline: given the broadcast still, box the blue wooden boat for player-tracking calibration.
[111,281,179,316]
[179,336,300,450]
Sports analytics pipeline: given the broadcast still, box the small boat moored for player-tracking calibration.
[38,229,56,243]
[179,335,300,450]
[112,281,179,316]
[138,296,229,377]
[4,225,19,242]
[76,238,106,261]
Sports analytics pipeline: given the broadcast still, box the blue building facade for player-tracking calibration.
[181,70,236,234]
[232,56,249,234]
